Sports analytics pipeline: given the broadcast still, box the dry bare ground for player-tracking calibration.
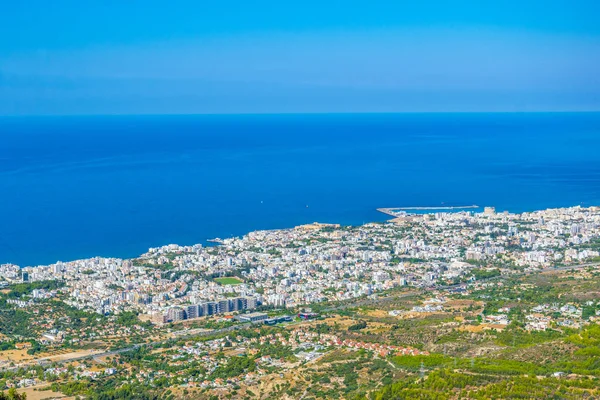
[16,384,74,400]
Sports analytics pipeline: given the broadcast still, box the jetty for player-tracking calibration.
[377,205,479,217]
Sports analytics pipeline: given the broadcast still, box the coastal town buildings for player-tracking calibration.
[2,206,600,319]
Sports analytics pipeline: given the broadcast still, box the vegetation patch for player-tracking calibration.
[214,277,244,285]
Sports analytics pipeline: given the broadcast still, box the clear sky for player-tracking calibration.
[1,1,599,115]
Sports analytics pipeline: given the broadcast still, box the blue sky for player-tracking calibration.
[1,1,599,115]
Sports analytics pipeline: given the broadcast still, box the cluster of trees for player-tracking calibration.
[0,389,26,400]
[5,281,64,299]
[0,308,37,337]
[51,379,163,400]
[371,368,599,399]
[470,268,501,280]
[114,311,144,327]
[348,320,367,331]
[371,321,600,399]
[493,325,566,347]
[90,387,162,400]
[0,342,15,351]
[392,354,452,371]
[255,343,296,361]
[0,295,114,339]
[312,323,333,334]
[209,355,256,380]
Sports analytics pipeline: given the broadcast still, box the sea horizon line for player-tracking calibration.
[2,110,600,119]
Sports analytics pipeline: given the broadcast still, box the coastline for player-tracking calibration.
[377,205,479,218]
[2,113,600,267]
[2,203,595,270]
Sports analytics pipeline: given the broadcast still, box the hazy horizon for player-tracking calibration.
[2,111,600,119]
[2,1,599,115]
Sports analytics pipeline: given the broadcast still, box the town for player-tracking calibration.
[2,206,600,319]
[1,205,600,399]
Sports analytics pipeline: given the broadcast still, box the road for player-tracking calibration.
[0,322,255,372]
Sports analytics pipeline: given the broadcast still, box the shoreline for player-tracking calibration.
[2,203,596,270]
[385,205,478,210]
[377,205,479,217]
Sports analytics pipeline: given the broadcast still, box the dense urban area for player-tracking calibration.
[1,205,600,399]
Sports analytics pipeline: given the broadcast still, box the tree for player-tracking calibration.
[0,388,27,400]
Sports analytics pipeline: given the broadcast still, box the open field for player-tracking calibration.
[16,384,72,400]
[0,349,34,363]
[214,277,243,285]
[38,348,105,362]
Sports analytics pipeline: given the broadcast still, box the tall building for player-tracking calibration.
[186,304,199,319]
[198,303,208,316]
[484,207,496,216]
[245,296,257,310]
[218,299,230,314]
[180,297,259,321]
[205,302,218,316]
[151,311,167,324]
[231,297,246,311]
[167,307,185,322]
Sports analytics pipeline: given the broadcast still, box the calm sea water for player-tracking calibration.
[1,113,600,267]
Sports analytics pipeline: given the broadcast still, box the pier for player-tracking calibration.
[377,205,479,217]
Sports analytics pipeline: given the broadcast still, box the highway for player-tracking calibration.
[0,322,255,372]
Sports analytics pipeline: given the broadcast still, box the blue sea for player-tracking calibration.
[1,113,600,267]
